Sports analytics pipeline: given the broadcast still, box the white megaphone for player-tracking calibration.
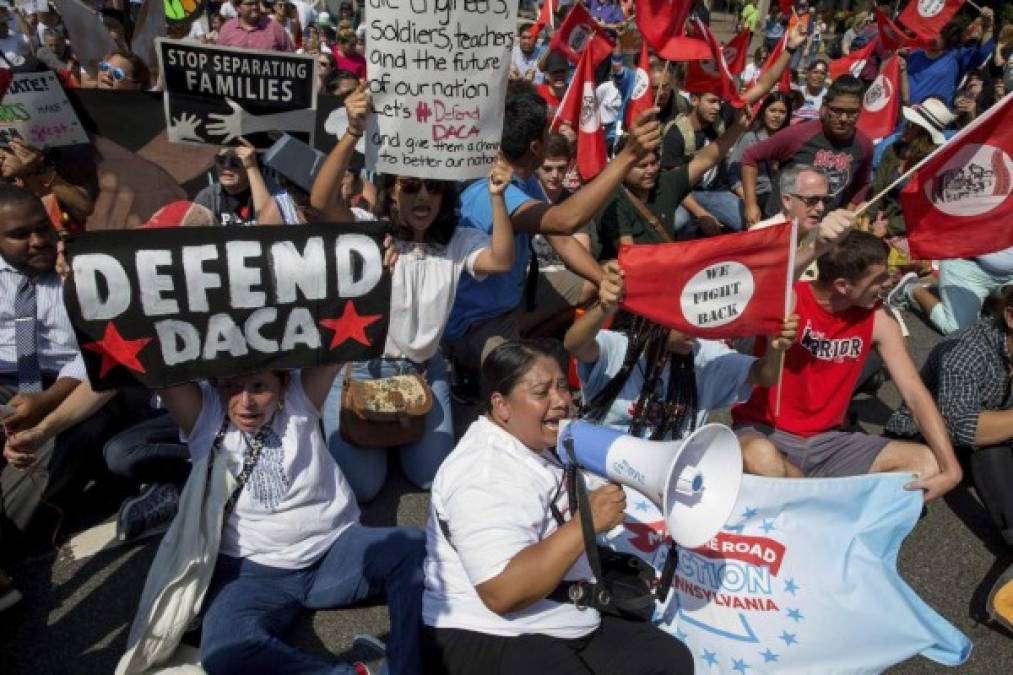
[557,420,743,549]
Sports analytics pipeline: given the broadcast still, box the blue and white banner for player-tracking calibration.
[604,473,972,673]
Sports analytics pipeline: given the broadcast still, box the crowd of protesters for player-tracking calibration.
[0,0,1012,673]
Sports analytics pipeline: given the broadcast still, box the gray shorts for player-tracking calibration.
[735,424,890,478]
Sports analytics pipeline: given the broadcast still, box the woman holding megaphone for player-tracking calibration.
[420,340,694,674]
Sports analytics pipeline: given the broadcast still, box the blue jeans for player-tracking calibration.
[200,524,426,675]
[102,411,190,485]
[322,354,454,502]
[674,190,745,236]
[928,258,1013,335]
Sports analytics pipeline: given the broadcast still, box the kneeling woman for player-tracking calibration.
[158,365,425,674]
[421,341,694,674]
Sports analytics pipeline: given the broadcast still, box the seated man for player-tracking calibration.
[733,231,962,502]
[885,284,1013,629]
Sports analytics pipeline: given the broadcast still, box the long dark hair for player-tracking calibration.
[752,91,793,134]
[373,174,459,246]
[481,339,567,414]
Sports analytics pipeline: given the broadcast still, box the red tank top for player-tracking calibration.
[732,281,876,437]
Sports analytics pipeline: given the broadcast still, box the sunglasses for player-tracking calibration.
[789,193,830,208]
[215,154,243,169]
[99,61,128,81]
[398,178,444,195]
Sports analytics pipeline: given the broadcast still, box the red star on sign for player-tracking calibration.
[319,300,383,349]
[82,322,152,378]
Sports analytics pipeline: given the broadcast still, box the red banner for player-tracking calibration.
[723,28,751,76]
[857,55,901,141]
[902,94,1013,259]
[529,0,555,38]
[551,48,607,180]
[625,39,653,128]
[634,0,705,61]
[683,18,746,107]
[874,7,933,51]
[694,532,788,576]
[619,221,793,339]
[829,38,879,80]
[898,0,965,40]
[549,3,614,66]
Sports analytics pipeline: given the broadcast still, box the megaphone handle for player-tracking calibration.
[656,541,679,603]
[569,464,605,583]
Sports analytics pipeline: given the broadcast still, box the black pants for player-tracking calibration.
[422,615,694,675]
[968,443,1013,547]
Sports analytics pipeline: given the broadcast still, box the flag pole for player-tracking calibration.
[774,218,799,419]
[653,60,671,107]
[965,0,984,13]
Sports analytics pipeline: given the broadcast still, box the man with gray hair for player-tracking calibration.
[752,163,854,280]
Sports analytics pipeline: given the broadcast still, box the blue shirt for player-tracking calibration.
[444,175,541,339]
[871,127,957,176]
[907,40,994,106]
[577,330,757,439]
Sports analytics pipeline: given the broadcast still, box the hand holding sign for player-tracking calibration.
[622,107,662,160]
[814,209,856,257]
[233,137,258,170]
[768,314,799,352]
[344,85,369,136]
[598,260,626,314]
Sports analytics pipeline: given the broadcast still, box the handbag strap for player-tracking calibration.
[221,413,277,517]
[623,187,673,243]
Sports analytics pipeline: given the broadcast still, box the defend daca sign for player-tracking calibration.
[63,224,390,389]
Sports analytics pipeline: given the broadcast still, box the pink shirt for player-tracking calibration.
[217,17,294,52]
[331,47,366,79]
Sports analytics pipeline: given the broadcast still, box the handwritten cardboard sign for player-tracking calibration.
[364,0,514,179]
[0,71,89,148]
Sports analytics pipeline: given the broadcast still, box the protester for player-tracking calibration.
[308,86,516,501]
[791,59,829,124]
[95,49,150,91]
[511,22,544,83]
[740,45,767,88]
[217,0,294,51]
[315,50,337,93]
[728,91,792,216]
[734,230,962,502]
[269,0,302,46]
[906,9,995,106]
[332,27,365,80]
[537,51,570,120]
[421,340,695,674]
[193,141,274,226]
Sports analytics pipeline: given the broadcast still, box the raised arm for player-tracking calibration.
[563,261,624,364]
[157,382,204,437]
[309,86,369,221]
[686,107,751,186]
[743,21,807,105]
[472,158,516,275]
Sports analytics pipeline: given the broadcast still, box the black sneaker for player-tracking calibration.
[116,483,181,542]
[352,634,388,675]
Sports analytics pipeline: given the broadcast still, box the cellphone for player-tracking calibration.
[0,404,16,418]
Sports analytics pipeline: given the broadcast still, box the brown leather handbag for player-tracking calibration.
[339,364,434,448]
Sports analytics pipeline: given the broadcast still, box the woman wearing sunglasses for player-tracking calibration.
[309,86,516,502]
[728,91,793,224]
[95,49,150,91]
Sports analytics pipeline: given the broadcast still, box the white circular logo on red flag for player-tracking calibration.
[863,74,893,112]
[723,46,739,68]
[579,82,599,133]
[568,24,593,53]
[926,143,1013,217]
[699,58,719,77]
[631,68,650,100]
[849,59,867,77]
[680,261,756,328]
[917,0,946,18]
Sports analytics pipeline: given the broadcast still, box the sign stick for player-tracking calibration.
[653,60,671,108]
[774,218,799,419]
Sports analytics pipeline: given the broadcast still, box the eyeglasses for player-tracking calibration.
[398,178,444,195]
[215,154,243,169]
[789,193,830,207]
[826,106,861,119]
[99,61,128,81]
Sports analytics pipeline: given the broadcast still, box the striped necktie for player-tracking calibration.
[14,275,42,392]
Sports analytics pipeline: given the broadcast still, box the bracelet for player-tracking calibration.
[346,127,364,138]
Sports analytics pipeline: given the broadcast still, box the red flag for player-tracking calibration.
[901,94,1013,259]
[723,28,751,76]
[529,0,555,39]
[753,31,792,94]
[857,55,901,141]
[683,18,746,107]
[898,0,964,40]
[0,69,11,103]
[634,0,710,61]
[828,38,878,80]
[549,3,614,66]
[551,49,607,181]
[874,7,932,51]
[619,221,794,339]
[777,0,792,13]
[625,40,652,128]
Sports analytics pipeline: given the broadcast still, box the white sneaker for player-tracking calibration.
[885,271,921,312]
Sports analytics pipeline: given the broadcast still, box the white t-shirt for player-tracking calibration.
[185,373,359,569]
[792,85,828,123]
[219,1,239,18]
[355,212,489,362]
[976,246,1013,276]
[290,0,318,29]
[423,416,600,639]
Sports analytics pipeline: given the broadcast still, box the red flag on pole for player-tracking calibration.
[529,0,555,38]
[828,38,879,80]
[683,18,746,107]
[634,0,710,61]
[625,40,653,128]
[551,49,607,181]
[898,0,965,40]
[723,28,751,76]
[901,94,1013,259]
[857,55,901,142]
[549,3,615,66]
[874,7,933,51]
[619,221,795,339]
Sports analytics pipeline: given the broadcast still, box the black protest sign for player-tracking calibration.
[157,38,317,148]
[63,224,390,390]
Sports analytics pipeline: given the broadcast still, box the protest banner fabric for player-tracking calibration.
[157,39,316,148]
[552,49,606,180]
[874,7,933,52]
[902,93,1013,259]
[0,71,89,148]
[549,3,614,66]
[857,55,901,142]
[722,28,751,76]
[363,1,513,180]
[619,221,792,339]
[63,223,391,389]
[635,0,710,62]
[683,19,746,108]
[898,0,965,39]
[625,40,652,129]
[828,38,879,80]
[529,0,555,38]
[603,473,971,673]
